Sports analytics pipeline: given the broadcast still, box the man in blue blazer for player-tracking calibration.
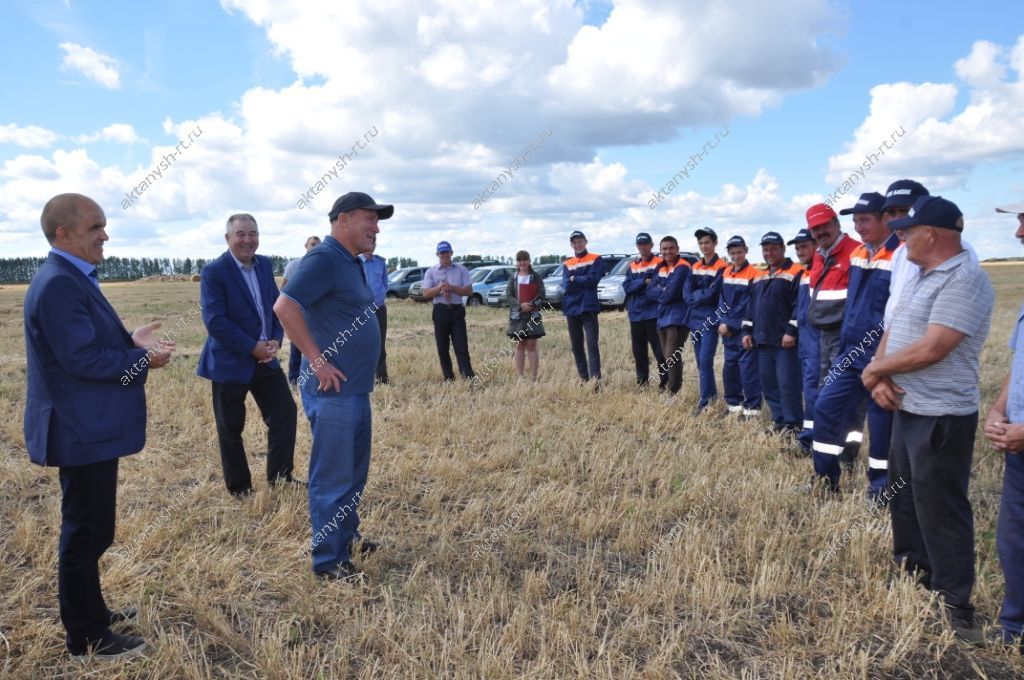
[24,193,174,660]
[197,213,298,497]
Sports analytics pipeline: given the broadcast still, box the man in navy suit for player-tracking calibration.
[197,213,298,497]
[24,193,174,660]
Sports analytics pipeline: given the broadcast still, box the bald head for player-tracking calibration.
[41,193,108,264]
[41,193,98,244]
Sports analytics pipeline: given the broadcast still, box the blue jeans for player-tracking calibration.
[722,334,761,411]
[690,326,719,407]
[757,345,802,430]
[306,392,372,573]
[999,451,1024,638]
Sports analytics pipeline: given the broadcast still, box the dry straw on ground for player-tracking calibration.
[1,268,1023,678]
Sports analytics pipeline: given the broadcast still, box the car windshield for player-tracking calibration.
[609,258,633,276]
[387,270,404,283]
[546,264,564,278]
[470,268,490,282]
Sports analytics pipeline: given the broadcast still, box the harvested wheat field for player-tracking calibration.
[1,265,1023,679]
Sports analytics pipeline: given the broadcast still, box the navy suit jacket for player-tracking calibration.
[197,251,284,384]
[23,254,150,467]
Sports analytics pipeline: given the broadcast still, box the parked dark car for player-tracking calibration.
[386,267,427,299]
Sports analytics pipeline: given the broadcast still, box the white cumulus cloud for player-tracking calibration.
[59,42,121,89]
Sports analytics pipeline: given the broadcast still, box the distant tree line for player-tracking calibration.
[386,256,419,269]
[0,255,291,283]
[0,253,568,283]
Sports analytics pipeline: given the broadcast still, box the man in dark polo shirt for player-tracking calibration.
[862,196,993,644]
[274,191,388,581]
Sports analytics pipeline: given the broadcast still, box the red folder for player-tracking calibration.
[518,282,538,302]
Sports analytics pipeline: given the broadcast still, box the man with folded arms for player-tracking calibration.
[984,200,1024,651]
[863,196,993,644]
[719,235,762,418]
[24,193,174,660]
[742,232,804,436]
[275,191,389,581]
[622,232,666,390]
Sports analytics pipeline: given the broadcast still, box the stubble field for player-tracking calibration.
[1,265,1023,679]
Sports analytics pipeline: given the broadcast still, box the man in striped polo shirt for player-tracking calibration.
[862,196,993,644]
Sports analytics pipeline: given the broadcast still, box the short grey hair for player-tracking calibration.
[226,213,258,233]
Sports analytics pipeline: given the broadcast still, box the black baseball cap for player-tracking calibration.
[839,192,885,215]
[695,227,717,241]
[635,232,653,245]
[881,180,929,211]
[725,235,746,249]
[888,195,964,232]
[786,228,813,245]
[570,230,587,241]
[760,231,785,246]
[328,192,394,221]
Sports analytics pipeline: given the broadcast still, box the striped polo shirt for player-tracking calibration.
[887,250,993,416]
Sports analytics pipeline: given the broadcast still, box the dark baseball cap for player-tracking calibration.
[839,192,885,215]
[760,231,785,246]
[570,230,587,241]
[328,192,394,221]
[888,196,964,232]
[725,235,746,249]
[635,232,653,245]
[695,227,717,241]
[787,228,814,245]
[881,180,929,211]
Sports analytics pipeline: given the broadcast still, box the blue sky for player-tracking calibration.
[1,0,1022,263]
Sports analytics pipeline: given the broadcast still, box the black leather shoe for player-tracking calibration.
[353,539,379,556]
[230,488,253,499]
[109,607,137,626]
[69,631,146,661]
[315,561,363,581]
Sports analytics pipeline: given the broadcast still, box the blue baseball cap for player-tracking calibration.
[881,180,929,211]
[760,231,785,246]
[725,235,746,249]
[888,196,964,232]
[436,240,453,254]
[635,232,653,245]
[786,228,814,245]
[570,230,586,241]
[695,227,718,241]
[839,191,885,215]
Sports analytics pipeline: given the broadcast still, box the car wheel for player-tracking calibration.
[469,294,483,307]
[386,291,399,299]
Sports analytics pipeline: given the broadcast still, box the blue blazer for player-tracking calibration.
[23,254,150,467]
[197,251,284,384]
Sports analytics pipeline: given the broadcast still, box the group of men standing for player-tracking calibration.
[20,184,1024,659]
[620,181,1024,646]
